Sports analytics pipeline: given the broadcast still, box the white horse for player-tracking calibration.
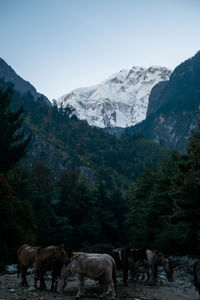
[58,252,116,299]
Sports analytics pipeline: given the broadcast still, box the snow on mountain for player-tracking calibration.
[57,66,171,128]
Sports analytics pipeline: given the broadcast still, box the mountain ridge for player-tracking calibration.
[0,57,50,104]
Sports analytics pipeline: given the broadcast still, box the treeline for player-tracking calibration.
[126,119,200,254]
[0,161,128,266]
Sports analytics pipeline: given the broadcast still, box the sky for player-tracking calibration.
[0,0,200,100]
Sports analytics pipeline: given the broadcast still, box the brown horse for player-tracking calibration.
[129,249,174,283]
[17,244,39,286]
[111,247,130,286]
[34,244,67,291]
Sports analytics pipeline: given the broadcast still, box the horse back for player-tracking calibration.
[69,253,114,279]
[17,244,39,267]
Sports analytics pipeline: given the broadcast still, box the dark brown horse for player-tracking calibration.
[34,244,67,291]
[111,247,130,286]
[17,244,39,286]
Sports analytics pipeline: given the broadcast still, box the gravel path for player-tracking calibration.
[0,260,199,300]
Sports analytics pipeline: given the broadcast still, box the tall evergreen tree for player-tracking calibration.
[0,87,31,174]
[126,164,157,247]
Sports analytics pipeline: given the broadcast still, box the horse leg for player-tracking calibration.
[51,272,55,291]
[146,269,150,283]
[24,267,29,287]
[18,264,23,285]
[108,277,116,300]
[148,263,157,285]
[129,262,137,281]
[22,266,28,286]
[40,278,47,290]
[39,273,47,290]
[148,268,153,284]
[75,274,81,298]
[62,279,66,293]
[21,265,25,286]
[122,263,128,286]
[34,269,40,288]
[51,271,58,292]
[100,279,108,299]
[153,264,158,281]
[76,274,85,298]
[34,275,38,288]
[54,279,58,292]
[17,264,21,279]
[164,265,174,281]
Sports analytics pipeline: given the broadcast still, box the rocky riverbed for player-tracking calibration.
[0,256,199,300]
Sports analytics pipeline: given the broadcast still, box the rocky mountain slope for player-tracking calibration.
[0,58,50,104]
[0,59,169,184]
[130,51,200,151]
[57,66,171,128]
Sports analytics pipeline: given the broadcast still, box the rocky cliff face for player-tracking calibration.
[146,81,168,117]
[57,66,171,128]
[131,51,200,151]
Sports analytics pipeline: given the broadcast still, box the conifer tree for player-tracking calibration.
[0,87,31,174]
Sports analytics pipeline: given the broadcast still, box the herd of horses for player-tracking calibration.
[17,243,200,299]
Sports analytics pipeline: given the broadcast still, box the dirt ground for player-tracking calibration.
[0,264,199,300]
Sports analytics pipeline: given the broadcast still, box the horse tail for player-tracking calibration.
[112,260,117,290]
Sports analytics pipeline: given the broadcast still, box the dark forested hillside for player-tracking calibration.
[0,78,170,266]
[0,78,170,188]
[23,96,171,187]
[130,51,200,151]
[126,116,200,253]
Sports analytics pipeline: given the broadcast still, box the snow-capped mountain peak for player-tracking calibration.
[57,66,171,128]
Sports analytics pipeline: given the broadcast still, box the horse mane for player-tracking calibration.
[70,253,81,262]
[37,246,47,255]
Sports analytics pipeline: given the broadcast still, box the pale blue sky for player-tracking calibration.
[0,0,200,100]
